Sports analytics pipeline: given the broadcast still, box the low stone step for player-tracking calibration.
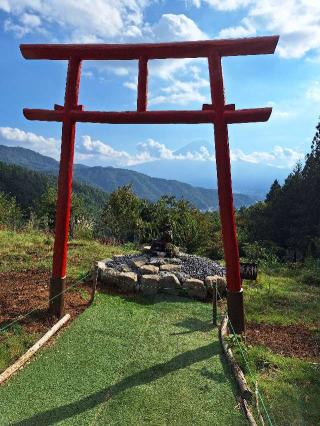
[160,264,181,272]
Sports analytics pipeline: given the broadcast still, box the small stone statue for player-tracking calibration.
[150,223,178,257]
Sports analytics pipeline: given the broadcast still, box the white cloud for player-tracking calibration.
[112,67,130,77]
[231,145,304,168]
[149,73,209,106]
[79,137,214,166]
[0,2,208,85]
[193,0,251,11]
[123,81,137,91]
[306,81,320,102]
[0,126,304,169]
[1,0,150,40]
[81,135,131,163]
[194,0,320,60]
[218,17,256,38]
[0,126,60,159]
[266,101,295,119]
[151,13,206,41]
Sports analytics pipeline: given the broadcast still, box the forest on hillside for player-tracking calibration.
[0,120,319,269]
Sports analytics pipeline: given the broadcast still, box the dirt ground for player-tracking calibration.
[0,270,91,334]
[246,322,320,360]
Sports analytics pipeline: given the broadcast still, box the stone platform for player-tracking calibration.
[97,251,227,300]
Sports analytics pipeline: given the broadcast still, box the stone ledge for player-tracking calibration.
[97,252,226,301]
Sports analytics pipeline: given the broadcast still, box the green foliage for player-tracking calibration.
[242,241,279,266]
[0,161,107,236]
[0,191,23,229]
[237,119,320,261]
[244,266,320,326]
[101,185,223,257]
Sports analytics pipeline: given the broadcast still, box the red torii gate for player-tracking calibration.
[20,35,279,333]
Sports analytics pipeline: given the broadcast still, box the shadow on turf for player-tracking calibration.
[170,317,214,335]
[12,342,223,426]
[98,286,207,306]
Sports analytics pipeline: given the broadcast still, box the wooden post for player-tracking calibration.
[137,56,148,112]
[0,314,70,385]
[212,281,217,326]
[208,53,245,334]
[49,57,82,318]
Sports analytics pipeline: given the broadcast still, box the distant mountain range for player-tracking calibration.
[130,139,290,199]
[0,145,255,210]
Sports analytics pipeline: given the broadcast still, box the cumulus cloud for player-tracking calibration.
[0,126,60,159]
[192,0,320,60]
[152,13,206,41]
[0,126,303,169]
[149,67,209,106]
[218,17,256,38]
[231,145,304,168]
[192,0,251,11]
[1,0,149,41]
[0,2,209,87]
[79,137,215,166]
[266,101,295,119]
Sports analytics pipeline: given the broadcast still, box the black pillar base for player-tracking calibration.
[49,277,66,319]
[227,288,245,334]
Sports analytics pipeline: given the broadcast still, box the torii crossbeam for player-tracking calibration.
[20,35,279,333]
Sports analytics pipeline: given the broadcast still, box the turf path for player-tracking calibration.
[0,293,246,425]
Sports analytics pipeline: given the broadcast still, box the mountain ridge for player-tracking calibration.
[0,144,255,210]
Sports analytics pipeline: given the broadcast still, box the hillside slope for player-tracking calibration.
[0,161,108,214]
[0,145,254,209]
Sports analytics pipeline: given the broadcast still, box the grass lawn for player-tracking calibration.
[230,266,320,426]
[0,228,136,279]
[244,267,320,327]
[0,293,245,425]
[0,229,136,374]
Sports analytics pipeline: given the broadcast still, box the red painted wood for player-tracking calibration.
[208,53,242,293]
[51,56,82,280]
[20,36,279,60]
[137,57,148,112]
[23,107,272,124]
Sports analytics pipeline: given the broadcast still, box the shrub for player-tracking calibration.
[0,192,23,230]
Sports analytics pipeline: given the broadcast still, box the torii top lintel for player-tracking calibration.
[20,36,279,126]
[20,36,278,60]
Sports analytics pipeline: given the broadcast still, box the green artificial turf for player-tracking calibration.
[0,293,245,425]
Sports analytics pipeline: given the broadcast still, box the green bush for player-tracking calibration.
[298,259,320,286]
[241,241,279,266]
[0,191,23,230]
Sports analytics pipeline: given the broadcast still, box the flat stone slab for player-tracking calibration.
[140,274,160,296]
[160,264,181,272]
[184,278,206,300]
[130,258,148,269]
[160,274,180,294]
[101,269,137,293]
[139,264,159,275]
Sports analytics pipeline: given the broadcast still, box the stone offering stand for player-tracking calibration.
[97,247,227,301]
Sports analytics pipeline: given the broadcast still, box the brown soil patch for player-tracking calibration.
[246,322,320,360]
[0,270,92,334]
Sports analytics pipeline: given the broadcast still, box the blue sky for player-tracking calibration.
[0,0,319,183]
